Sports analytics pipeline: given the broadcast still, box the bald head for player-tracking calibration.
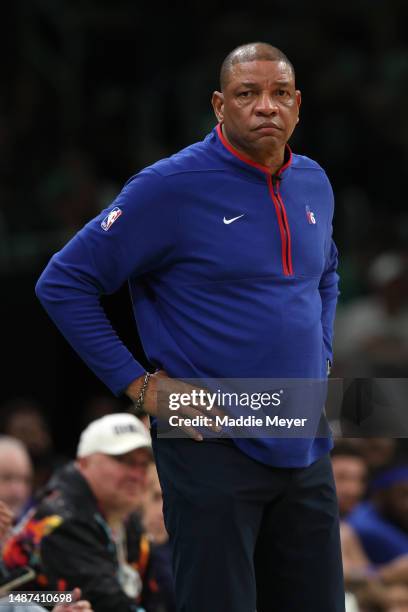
[220,42,295,91]
[0,436,32,516]
[0,435,31,460]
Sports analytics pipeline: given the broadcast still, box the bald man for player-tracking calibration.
[0,436,32,521]
[36,43,343,611]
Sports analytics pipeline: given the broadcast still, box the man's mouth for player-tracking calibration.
[254,123,282,131]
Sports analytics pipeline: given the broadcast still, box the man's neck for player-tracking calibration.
[221,124,285,174]
[106,513,127,529]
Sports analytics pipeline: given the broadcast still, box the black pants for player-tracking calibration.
[152,431,345,612]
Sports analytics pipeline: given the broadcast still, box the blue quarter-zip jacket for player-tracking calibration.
[36,125,339,467]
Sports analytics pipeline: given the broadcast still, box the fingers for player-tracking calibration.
[177,404,222,435]
[157,375,225,416]
[153,375,228,440]
[69,588,93,610]
[0,500,14,538]
[151,371,237,441]
[54,605,93,611]
[179,423,204,442]
[177,380,226,419]
[53,599,93,611]
[69,603,93,611]
[0,500,14,521]
[71,588,81,602]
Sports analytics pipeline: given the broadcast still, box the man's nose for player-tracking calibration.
[255,93,278,115]
[128,464,148,480]
[9,478,28,497]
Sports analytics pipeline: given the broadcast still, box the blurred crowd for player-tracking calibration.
[0,399,407,611]
[333,251,408,378]
[333,439,408,612]
[0,404,175,612]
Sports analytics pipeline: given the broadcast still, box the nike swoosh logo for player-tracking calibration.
[223,214,245,225]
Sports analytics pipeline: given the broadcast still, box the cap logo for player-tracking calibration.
[113,423,138,435]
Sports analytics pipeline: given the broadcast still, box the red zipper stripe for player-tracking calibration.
[267,176,290,275]
[276,153,293,275]
[276,189,293,275]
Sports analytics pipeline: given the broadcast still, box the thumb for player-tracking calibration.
[71,588,82,602]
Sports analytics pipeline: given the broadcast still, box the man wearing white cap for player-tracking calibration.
[2,414,169,612]
[76,413,153,525]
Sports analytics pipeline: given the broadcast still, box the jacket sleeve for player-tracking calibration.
[318,180,340,369]
[35,169,177,395]
[40,519,140,612]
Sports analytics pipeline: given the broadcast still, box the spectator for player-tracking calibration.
[334,252,408,377]
[331,442,368,517]
[331,442,374,609]
[2,413,169,611]
[335,458,408,612]
[142,464,168,545]
[0,436,32,521]
[0,399,64,492]
[80,395,125,429]
[141,463,175,611]
[347,464,408,565]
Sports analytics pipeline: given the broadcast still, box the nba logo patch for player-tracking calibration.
[101,207,122,231]
[305,205,316,225]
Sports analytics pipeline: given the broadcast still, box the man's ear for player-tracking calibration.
[296,89,302,119]
[76,456,88,471]
[211,91,224,123]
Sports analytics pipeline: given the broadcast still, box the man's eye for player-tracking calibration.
[238,91,251,97]
[277,89,289,97]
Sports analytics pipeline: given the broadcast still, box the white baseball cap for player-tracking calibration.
[76,413,152,458]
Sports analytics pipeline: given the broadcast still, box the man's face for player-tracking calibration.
[381,483,408,533]
[80,448,152,516]
[332,455,367,516]
[5,410,52,455]
[212,60,301,158]
[0,447,32,517]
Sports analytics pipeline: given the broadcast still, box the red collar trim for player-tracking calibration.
[216,123,292,176]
